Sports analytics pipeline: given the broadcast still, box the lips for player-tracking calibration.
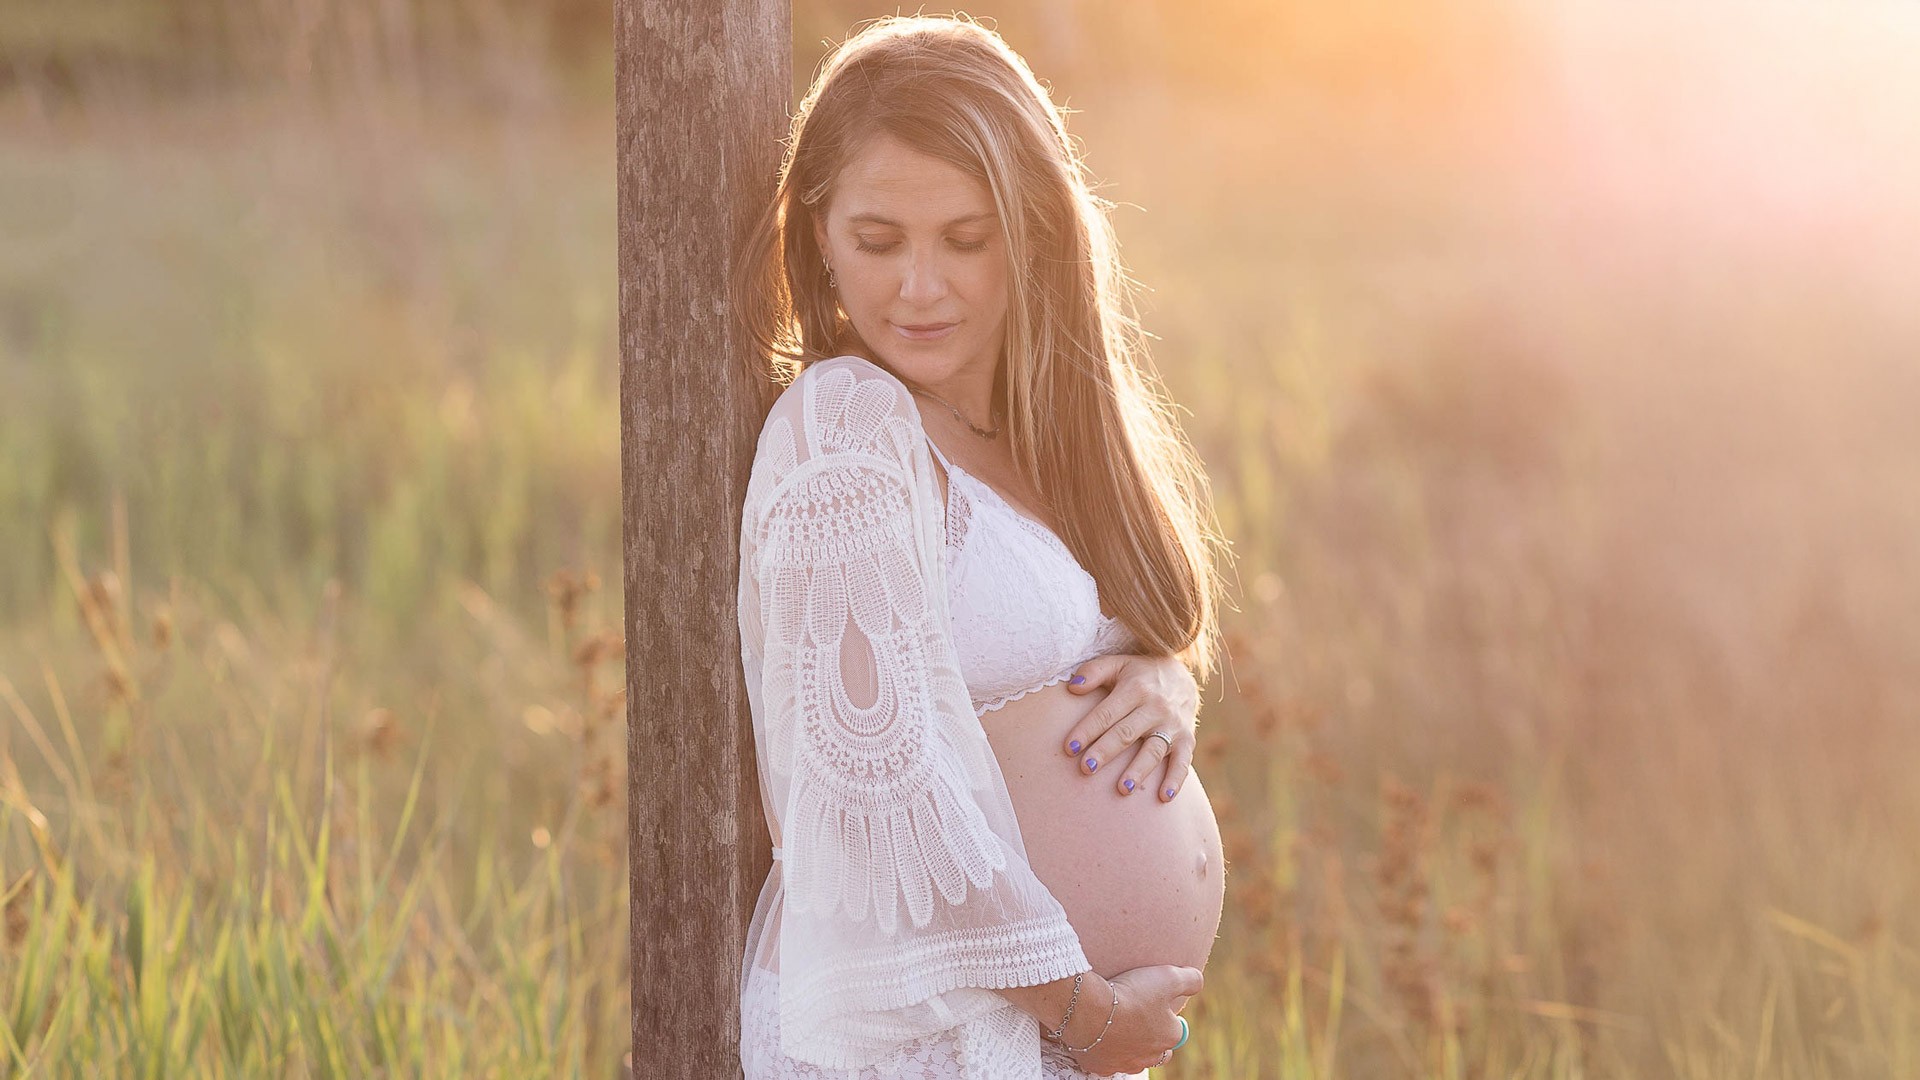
[893,320,961,343]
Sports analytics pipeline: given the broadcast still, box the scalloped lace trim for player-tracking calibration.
[976,665,1080,715]
[970,633,1131,715]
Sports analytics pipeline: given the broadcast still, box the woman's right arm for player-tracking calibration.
[998,966,1203,1075]
[996,971,1115,1043]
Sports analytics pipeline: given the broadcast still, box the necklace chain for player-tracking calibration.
[909,385,1003,440]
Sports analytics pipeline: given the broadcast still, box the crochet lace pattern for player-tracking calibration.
[736,356,1110,1078]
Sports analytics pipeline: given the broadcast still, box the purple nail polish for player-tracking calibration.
[1123,779,1135,792]
[1164,787,1175,799]
[1070,675,1085,686]
[1068,740,1081,754]
[1085,757,1097,772]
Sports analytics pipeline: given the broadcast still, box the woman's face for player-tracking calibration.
[813,132,1010,389]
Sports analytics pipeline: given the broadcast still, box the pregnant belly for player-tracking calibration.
[979,682,1225,976]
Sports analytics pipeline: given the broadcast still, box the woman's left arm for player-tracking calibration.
[1059,654,1199,803]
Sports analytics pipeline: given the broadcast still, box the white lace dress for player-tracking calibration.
[734,356,1147,1080]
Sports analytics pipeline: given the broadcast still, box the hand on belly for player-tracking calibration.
[980,683,1227,976]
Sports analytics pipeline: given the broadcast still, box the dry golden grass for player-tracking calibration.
[6,1,1920,1076]
[3,511,630,1074]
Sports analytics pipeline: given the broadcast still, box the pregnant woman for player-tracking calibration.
[733,16,1230,1079]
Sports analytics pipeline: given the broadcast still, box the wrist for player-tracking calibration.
[996,970,1105,1041]
[1057,972,1118,1051]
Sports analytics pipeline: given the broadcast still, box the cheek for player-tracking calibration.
[968,263,1011,315]
[836,276,890,332]
[943,256,1006,302]
[968,262,1007,295]
[836,270,883,309]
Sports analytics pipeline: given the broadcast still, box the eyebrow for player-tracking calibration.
[847,211,997,228]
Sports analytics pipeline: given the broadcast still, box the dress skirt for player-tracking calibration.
[740,964,1147,1079]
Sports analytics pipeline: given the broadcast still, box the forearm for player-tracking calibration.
[993,969,1115,1046]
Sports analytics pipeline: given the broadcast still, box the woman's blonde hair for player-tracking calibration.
[732,13,1233,685]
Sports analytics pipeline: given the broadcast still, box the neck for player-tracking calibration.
[914,353,1000,434]
[922,383,996,433]
[841,337,1002,432]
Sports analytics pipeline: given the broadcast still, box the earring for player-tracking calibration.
[823,255,837,290]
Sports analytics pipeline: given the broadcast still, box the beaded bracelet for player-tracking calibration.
[1044,971,1085,1042]
[1055,979,1119,1055]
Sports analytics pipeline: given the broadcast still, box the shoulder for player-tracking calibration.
[779,354,915,414]
[761,354,926,462]
[746,356,933,547]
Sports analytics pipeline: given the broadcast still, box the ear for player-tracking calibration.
[812,211,831,264]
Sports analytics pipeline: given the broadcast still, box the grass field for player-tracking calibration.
[6,3,1920,1076]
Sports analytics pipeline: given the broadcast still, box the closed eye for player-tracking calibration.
[854,238,990,254]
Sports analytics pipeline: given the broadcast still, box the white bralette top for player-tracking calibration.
[926,438,1136,715]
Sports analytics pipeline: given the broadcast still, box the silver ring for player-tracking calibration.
[1155,1047,1174,1066]
[1147,730,1174,752]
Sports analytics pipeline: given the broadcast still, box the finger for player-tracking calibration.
[1060,663,1131,760]
[1065,652,1126,693]
[1159,732,1194,803]
[1115,726,1174,797]
[1079,683,1151,775]
[1089,689,1172,780]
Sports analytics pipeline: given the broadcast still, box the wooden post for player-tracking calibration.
[616,1,789,1075]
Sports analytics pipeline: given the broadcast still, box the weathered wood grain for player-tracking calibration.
[616,1,788,1074]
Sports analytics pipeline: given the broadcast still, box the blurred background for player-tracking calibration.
[4,0,1919,1075]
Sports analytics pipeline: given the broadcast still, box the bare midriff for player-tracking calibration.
[978,680,1225,977]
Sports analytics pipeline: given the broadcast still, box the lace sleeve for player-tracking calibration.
[738,355,1090,1072]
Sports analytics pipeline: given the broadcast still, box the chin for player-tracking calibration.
[862,337,941,375]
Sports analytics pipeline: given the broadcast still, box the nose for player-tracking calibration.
[899,246,950,306]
